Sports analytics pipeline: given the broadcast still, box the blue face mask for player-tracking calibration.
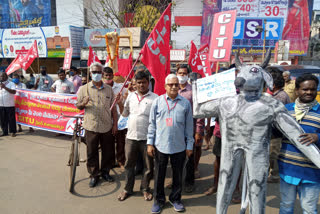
[91,73,102,82]
[69,71,74,76]
[12,78,20,84]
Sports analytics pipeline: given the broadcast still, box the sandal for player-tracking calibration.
[118,191,130,201]
[143,192,153,201]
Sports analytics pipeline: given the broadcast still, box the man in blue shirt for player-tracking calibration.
[147,74,194,213]
[279,74,320,214]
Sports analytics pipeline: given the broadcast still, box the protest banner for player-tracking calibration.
[196,68,236,103]
[209,10,237,62]
[15,89,84,135]
[63,48,73,70]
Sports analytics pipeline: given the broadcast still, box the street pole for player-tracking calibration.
[262,19,267,62]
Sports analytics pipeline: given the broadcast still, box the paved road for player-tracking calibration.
[0,128,319,214]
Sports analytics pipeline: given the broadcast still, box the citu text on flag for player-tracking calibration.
[140,3,171,95]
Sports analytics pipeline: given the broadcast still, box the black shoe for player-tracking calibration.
[0,133,8,137]
[101,173,114,182]
[89,177,99,188]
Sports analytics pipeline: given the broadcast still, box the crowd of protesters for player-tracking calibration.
[0,63,319,213]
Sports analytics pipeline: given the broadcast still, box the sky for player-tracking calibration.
[314,0,320,10]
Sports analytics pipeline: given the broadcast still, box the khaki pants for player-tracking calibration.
[269,138,282,178]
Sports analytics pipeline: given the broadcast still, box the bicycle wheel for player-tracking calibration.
[69,138,79,193]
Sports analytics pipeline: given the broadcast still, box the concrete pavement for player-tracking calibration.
[0,128,319,214]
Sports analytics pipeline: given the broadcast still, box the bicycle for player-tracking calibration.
[61,113,84,193]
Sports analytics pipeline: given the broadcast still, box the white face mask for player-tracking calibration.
[91,73,102,82]
[177,75,188,84]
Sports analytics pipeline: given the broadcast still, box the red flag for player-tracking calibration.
[21,40,38,70]
[188,41,206,77]
[112,54,133,79]
[5,54,24,75]
[87,46,101,67]
[140,3,171,95]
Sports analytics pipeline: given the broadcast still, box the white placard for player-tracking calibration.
[196,68,236,103]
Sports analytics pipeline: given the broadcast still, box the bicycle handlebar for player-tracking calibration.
[61,113,84,119]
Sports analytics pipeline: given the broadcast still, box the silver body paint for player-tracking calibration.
[191,51,320,214]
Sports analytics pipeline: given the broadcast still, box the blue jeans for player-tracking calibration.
[279,178,320,214]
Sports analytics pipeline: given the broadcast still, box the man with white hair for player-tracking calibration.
[76,62,118,188]
[147,74,194,213]
[283,71,297,102]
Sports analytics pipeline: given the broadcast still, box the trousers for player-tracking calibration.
[0,107,16,135]
[86,130,115,178]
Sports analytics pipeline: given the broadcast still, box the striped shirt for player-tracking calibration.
[278,102,320,184]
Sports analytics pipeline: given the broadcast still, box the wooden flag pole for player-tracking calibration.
[109,53,142,111]
[86,66,90,96]
[37,57,40,74]
[215,61,219,73]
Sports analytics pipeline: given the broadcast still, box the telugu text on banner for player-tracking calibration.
[15,89,84,135]
[196,68,236,103]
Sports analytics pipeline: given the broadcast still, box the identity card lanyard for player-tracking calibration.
[136,93,146,104]
[164,95,179,127]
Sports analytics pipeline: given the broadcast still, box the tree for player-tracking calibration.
[84,0,179,32]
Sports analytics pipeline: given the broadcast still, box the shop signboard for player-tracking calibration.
[84,27,146,48]
[0,0,51,28]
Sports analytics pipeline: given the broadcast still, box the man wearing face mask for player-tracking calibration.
[51,69,75,94]
[34,66,53,92]
[176,65,204,193]
[77,62,118,188]
[0,72,17,137]
[68,66,82,93]
[103,67,127,169]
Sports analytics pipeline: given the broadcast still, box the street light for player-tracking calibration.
[255,20,267,61]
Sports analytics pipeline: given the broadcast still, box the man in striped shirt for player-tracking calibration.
[279,74,320,214]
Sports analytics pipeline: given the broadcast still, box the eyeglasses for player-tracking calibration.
[91,71,102,74]
[166,83,179,88]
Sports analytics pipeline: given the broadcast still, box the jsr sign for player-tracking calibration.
[209,10,237,62]
[233,18,283,41]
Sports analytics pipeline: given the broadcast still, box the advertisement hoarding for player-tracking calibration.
[0,0,51,28]
[0,25,84,58]
[200,0,314,56]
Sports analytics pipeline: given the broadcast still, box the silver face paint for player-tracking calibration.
[191,51,320,214]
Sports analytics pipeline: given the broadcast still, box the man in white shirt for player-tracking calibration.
[51,69,75,94]
[0,72,17,137]
[103,67,126,168]
[117,70,158,201]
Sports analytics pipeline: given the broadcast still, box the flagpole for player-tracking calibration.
[37,57,40,73]
[109,53,141,111]
[29,66,36,74]
[215,62,219,74]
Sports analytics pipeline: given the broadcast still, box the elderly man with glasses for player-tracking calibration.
[147,74,194,213]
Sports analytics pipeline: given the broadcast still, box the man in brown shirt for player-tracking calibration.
[77,62,118,188]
